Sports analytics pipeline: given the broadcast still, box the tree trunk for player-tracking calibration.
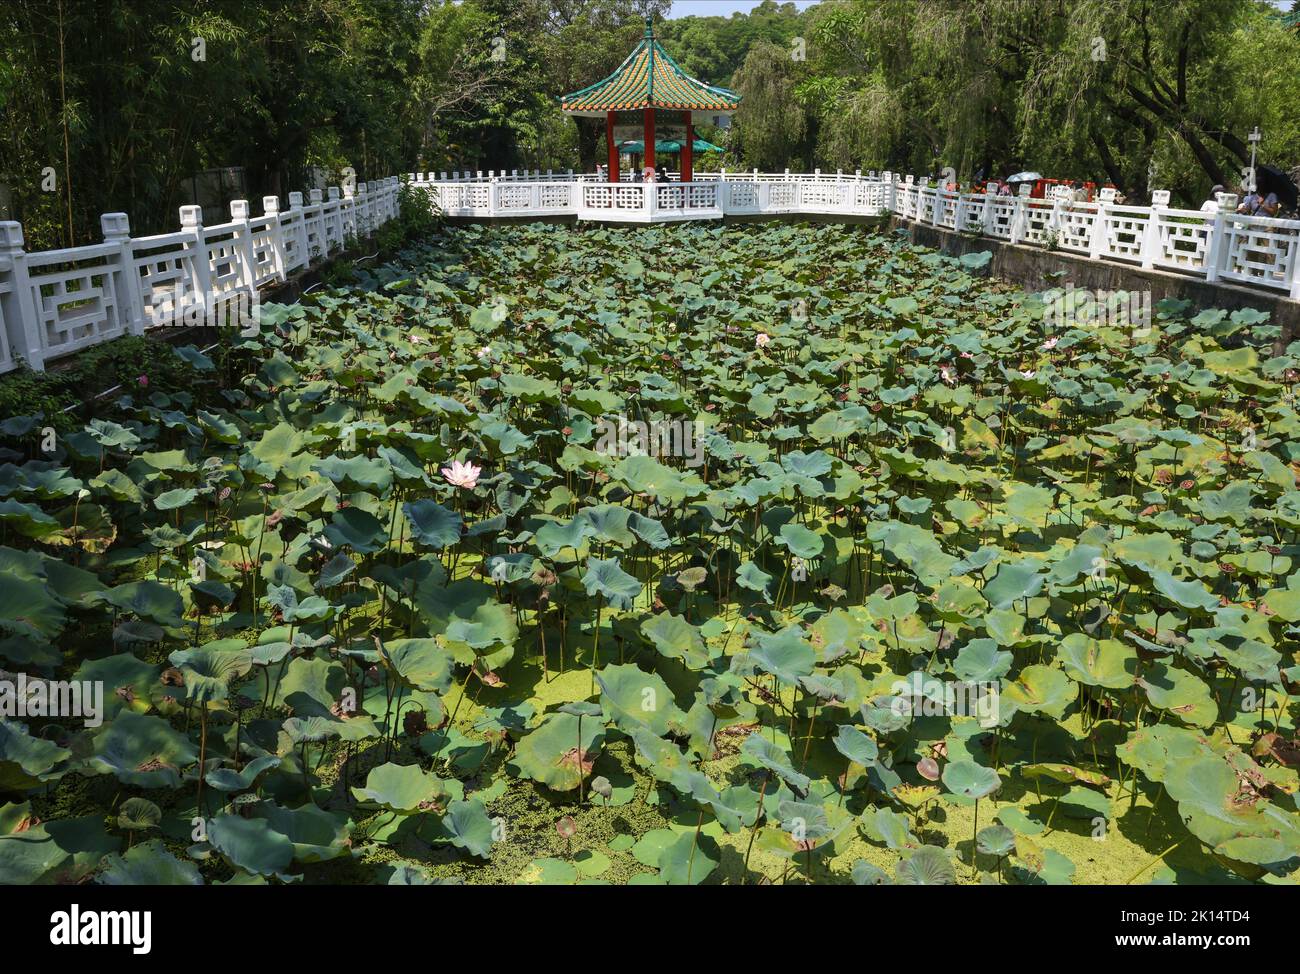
[576,118,601,174]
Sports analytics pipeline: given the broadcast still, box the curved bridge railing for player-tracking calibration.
[0,177,402,374]
[0,166,1295,375]
[411,169,1300,301]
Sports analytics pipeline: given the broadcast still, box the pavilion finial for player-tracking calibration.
[644,15,654,38]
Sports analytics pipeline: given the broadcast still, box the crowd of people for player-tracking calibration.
[1197,182,1282,216]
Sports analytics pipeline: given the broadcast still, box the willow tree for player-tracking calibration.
[732,39,813,171]
[801,0,1023,179]
[1012,0,1291,198]
[798,0,1300,203]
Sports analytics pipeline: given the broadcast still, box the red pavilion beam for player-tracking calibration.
[606,111,619,183]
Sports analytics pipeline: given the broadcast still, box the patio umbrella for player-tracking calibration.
[1005,171,1043,184]
[618,138,726,165]
[650,139,728,154]
[1255,164,1298,211]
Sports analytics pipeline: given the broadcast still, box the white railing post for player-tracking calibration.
[1204,206,1227,284]
[1141,190,1168,270]
[0,221,45,370]
[102,212,143,335]
[308,189,324,264]
[982,188,996,235]
[180,204,212,322]
[1089,198,1108,259]
[1289,243,1300,300]
[1010,195,1027,244]
[288,191,309,268]
[264,195,288,282]
[340,185,356,246]
[324,187,340,253]
[230,200,259,300]
[1049,192,1066,238]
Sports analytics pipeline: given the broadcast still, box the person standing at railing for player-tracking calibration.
[1200,184,1226,213]
[1237,186,1280,217]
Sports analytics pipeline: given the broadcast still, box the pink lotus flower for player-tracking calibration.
[1020,370,1036,379]
[755,333,771,348]
[1041,337,1059,350]
[476,346,492,360]
[137,374,149,387]
[441,459,482,490]
[939,364,956,385]
[959,351,973,359]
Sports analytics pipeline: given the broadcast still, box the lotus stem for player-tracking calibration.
[741,774,770,885]
[686,808,704,884]
[1123,839,1181,885]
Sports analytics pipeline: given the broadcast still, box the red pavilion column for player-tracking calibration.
[682,113,694,183]
[606,111,619,183]
[643,107,656,171]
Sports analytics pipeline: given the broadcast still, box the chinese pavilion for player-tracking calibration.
[560,17,740,183]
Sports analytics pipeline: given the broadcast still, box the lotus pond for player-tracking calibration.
[2,219,1299,886]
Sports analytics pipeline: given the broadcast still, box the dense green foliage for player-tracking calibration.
[738,0,1300,205]
[4,0,1299,248]
[2,220,1299,885]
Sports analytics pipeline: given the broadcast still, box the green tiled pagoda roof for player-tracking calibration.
[560,19,741,116]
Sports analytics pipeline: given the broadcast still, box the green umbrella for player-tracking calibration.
[619,139,726,156]
[655,139,726,154]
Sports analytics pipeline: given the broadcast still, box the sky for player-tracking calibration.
[666,0,821,18]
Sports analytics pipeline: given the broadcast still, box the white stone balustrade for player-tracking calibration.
[0,175,403,373]
[410,171,1300,307]
[2,167,1297,375]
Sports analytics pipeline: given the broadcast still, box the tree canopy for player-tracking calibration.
[3,0,1298,247]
